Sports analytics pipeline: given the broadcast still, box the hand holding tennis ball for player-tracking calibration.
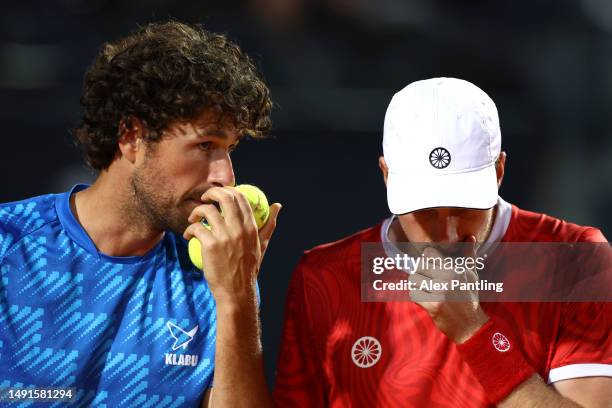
[188,184,270,270]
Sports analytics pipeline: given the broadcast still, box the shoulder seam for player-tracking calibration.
[0,216,58,265]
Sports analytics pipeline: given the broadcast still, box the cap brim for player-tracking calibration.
[387,163,498,215]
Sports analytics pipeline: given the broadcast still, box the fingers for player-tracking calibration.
[189,186,278,242]
[422,246,443,258]
[461,235,480,282]
[409,273,446,295]
[410,290,445,304]
[466,266,479,285]
[188,203,225,232]
[232,188,257,231]
[183,220,213,244]
[186,187,281,277]
[200,187,244,229]
[409,273,431,293]
[416,246,448,280]
[408,237,483,323]
[409,273,446,303]
[462,234,477,257]
[259,203,282,259]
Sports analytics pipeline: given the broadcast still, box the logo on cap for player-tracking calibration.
[429,147,451,169]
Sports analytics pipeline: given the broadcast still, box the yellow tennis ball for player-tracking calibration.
[188,237,204,270]
[234,184,270,229]
[188,184,270,269]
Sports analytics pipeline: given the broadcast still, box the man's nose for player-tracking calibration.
[207,150,235,187]
[444,222,460,242]
[437,214,459,243]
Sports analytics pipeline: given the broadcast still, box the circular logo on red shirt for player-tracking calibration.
[351,336,382,368]
[492,332,511,352]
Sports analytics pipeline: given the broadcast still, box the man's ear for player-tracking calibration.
[378,156,389,186]
[496,151,507,189]
[117,116,145,164]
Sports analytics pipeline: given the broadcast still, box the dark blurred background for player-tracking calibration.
[2,0,611,386]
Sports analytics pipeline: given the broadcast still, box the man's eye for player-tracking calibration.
[199,142,212,151]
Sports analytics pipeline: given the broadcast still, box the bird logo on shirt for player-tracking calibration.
[166,322,199,351]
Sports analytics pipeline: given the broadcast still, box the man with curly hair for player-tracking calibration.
[0,21,279,407]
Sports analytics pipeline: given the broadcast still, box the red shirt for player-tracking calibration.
[273,203,611,407]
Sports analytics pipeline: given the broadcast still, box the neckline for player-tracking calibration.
[55,184,164,264]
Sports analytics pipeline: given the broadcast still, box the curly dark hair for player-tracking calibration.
[74,21,272,170]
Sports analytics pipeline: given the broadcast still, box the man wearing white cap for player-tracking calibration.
[274,78,611,407]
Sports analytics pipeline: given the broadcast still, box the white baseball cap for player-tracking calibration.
[383,77,501,215]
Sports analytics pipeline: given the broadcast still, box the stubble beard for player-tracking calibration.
[127,161,190,235]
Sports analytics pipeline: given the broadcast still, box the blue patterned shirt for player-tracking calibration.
[0,185,217,407]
